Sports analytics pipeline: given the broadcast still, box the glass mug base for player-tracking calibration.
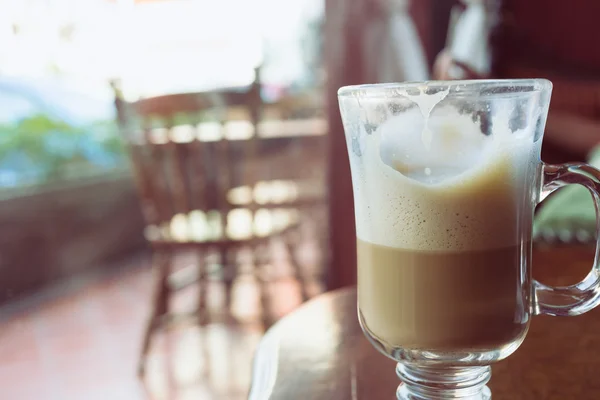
[396,364,492,400]
[359,309,521,398]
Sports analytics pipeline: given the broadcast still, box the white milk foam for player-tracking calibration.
[350,101,541,252]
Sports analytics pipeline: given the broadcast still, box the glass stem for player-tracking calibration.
[396,363,492,399]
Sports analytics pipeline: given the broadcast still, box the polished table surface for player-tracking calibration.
[249,246,600,399]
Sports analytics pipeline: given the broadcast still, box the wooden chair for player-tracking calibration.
[114,72,324,376]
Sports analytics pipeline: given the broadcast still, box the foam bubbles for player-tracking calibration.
[351,109,540,252]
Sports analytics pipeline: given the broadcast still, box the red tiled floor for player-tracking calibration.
[0,359,55,400]
[0,257,152,400]
[0,315,42,365]
[0,238,323,400]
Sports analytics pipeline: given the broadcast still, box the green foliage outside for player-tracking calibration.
[0,114,126,186]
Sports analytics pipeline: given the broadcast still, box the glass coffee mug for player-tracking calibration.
[338,80,600,399]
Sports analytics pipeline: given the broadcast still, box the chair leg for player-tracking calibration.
[285,229,310,302]
[221,247,236,319]
[254,243,273,328]
[196,250,208,322]
[138,250,172,377]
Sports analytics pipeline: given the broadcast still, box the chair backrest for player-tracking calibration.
[114,70,263,243]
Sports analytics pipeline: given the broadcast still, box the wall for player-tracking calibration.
[0,173,147,303]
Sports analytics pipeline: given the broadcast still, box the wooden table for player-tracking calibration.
[249,246,600,399]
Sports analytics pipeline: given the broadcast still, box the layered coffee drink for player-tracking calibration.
[351,102,540,353]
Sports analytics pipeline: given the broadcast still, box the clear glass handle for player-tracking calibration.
[534,163,600,316]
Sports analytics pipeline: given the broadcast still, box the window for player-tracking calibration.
[0,77,124,188]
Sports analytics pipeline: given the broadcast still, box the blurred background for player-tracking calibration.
[0,0,597,399]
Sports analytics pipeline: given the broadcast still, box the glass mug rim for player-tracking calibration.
[338,78,552,99]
